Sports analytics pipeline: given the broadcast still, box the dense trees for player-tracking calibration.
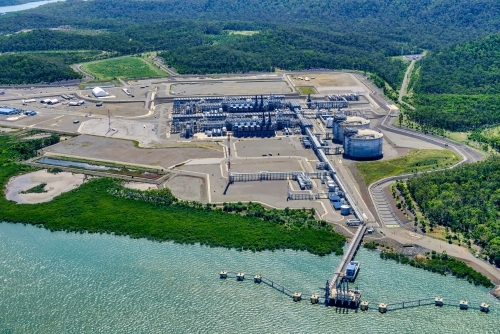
[0,0,498,49]
[9,133,60,159]
[0,53,81,84]
[406,157,500,267]
[406,34,500,131]
[415,34,500,95]
[0,0,498,85]
[380,251,493,288]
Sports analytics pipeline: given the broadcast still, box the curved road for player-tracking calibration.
[357,69,499,283]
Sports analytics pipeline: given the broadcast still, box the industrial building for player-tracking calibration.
[170,93,361,138]
[0,107,20,115]
[333,116,370,143]
[92,87,109,98]
[343,128,383,159]
[171,94,306,138]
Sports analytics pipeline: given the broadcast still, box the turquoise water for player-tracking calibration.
[39,157,113,171]
[0,222,498,333]
[0,0,64,14]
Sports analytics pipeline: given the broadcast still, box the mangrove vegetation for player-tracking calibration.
[0,135,346,256]
[380,250,494,288]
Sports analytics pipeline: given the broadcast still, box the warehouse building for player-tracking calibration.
[92,87,109,98]
[0,107,20,115]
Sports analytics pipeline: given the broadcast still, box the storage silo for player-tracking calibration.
[333,116,370,143]
[343,129,383,159]
[326,117,334,128]
[340,205,351,216]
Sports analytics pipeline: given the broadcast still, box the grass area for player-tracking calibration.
[0,135,345,256]
[82,56,168,81]
[480,125,500,140]
[20,183,47,194]
[298,86,316,95]
[445,130,470,143]
[356,149,461,185]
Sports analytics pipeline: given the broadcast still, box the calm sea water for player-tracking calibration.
[0,222,498,333]
[0,0,64,14]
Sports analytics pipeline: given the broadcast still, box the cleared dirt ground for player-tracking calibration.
[289,73,357,87]
[234,137,317,160]
[82,102,147,117]
[170,80,292,95]
[44,135,223,168]
[5,170,85,204]
[164,174,207,202]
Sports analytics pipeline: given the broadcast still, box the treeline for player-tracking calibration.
[380,251,493,288]
[159,28,407,89]
[10,133,60,159]
[0,25,407,89]
[0,0,497,85]
[415,34,500,95]
[0,0,498,49]
[111,185,343,253]
[0,53,81,85]
[406,157,500,267]
[405,34,500,131]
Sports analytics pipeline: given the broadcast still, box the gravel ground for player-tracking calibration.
[45,135,223,168]
[234,137,317,160]
[164,174,207,202]
[169,80,292,95]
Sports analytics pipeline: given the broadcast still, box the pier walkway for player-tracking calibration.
[328,224,366,293]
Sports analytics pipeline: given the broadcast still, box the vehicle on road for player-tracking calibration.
[73,120,80,124]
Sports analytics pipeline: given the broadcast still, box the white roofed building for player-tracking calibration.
[92,87,108,97]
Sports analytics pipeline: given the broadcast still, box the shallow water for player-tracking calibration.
[0,0,64,14]
[39,157,112,171]
[0,222,498,333]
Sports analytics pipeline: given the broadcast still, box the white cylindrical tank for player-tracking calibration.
[334,116,370,143]
[340,205,351,216]
[343,129,383,159]
[327,181,336,192]
[326,117,333,128]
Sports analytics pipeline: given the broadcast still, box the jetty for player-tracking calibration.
[324,223,366,307]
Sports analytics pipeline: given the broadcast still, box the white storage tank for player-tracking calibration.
[333,116,370,143]
[340,205,351,216]
[343,129,383,159]
[326,117,333,128]
[327,181,336,192]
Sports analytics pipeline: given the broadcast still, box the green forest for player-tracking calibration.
[0,53,81,84]
[0,134,346,256]
[405,34,500,131]
[406,157,500,267]
[0,0,498,85]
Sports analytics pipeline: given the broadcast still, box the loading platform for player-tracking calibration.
[220,272,492,313]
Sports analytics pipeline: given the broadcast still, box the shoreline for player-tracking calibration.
[362,241,498,293]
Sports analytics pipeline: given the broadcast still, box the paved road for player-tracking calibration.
[398,60,414,104]
[353,69,499,284]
